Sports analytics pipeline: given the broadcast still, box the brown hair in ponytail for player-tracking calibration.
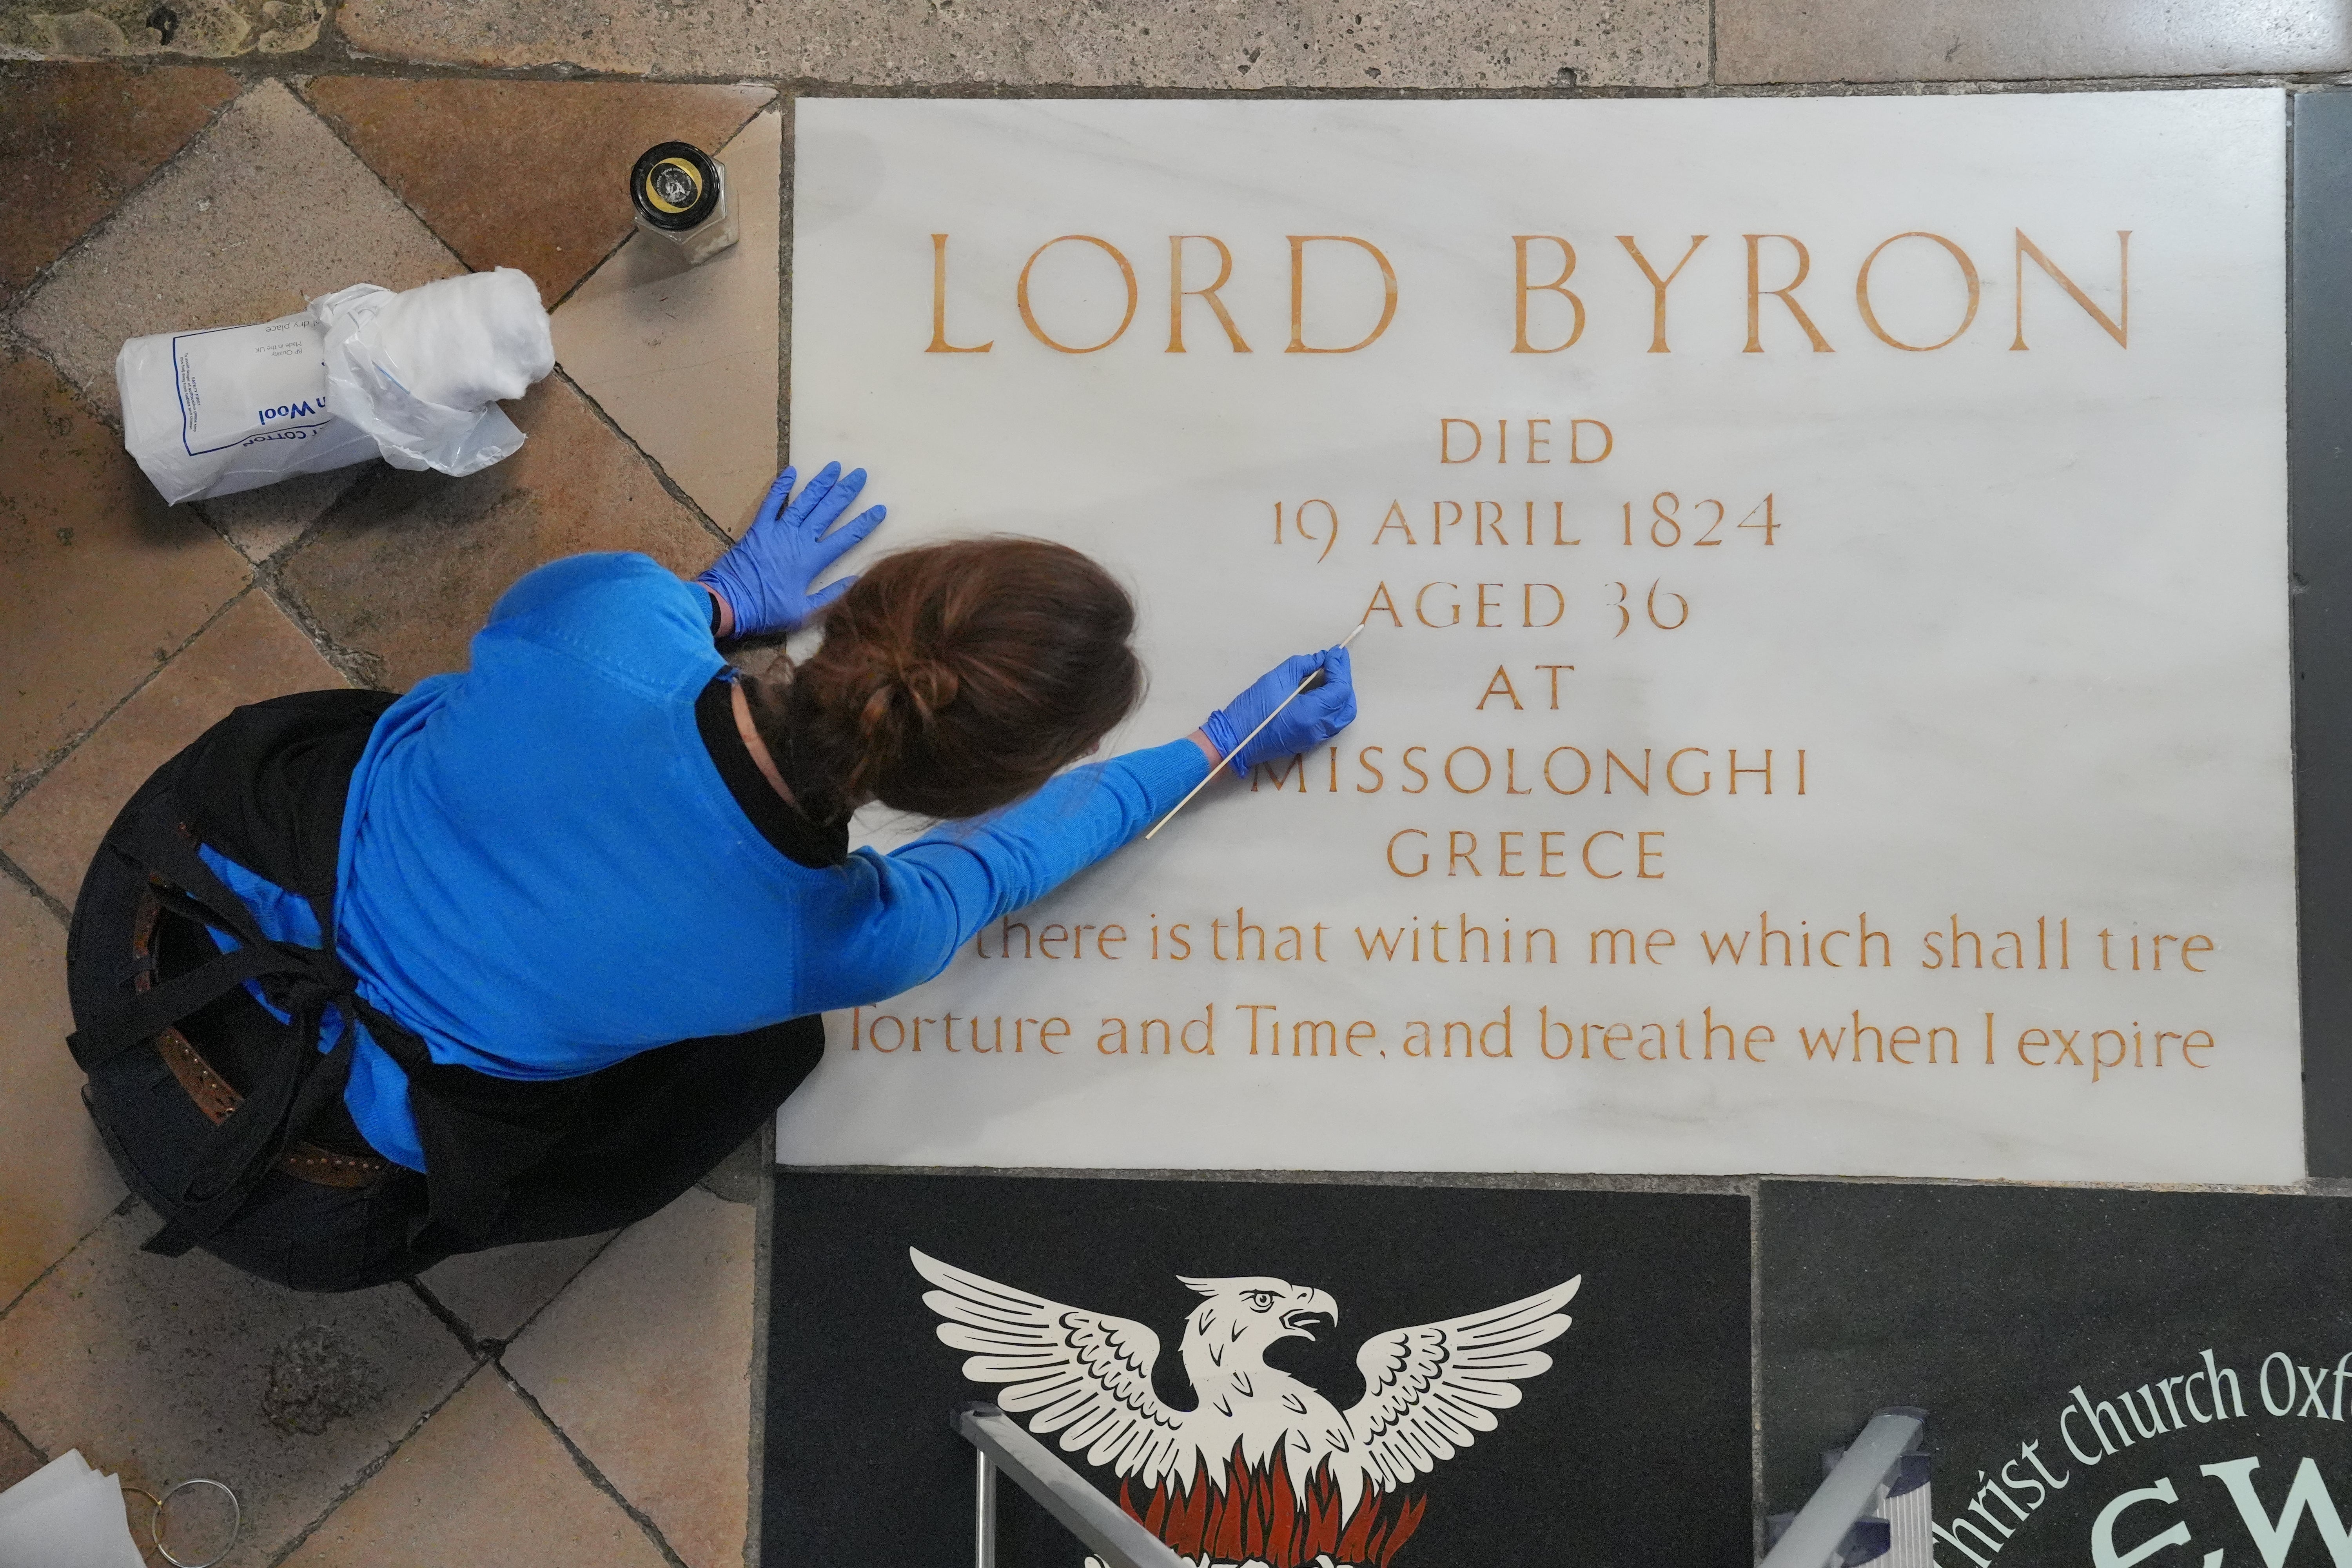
[741,537,1143,821]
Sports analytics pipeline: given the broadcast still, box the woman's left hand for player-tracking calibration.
[696,462,886,637]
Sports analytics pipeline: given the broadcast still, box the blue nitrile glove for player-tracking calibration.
[1203,647,1357,773]
[694,461,886,636]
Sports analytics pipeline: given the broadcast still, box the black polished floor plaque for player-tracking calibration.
[1761,1181,2352,1566]
[764,1174,1750,1568]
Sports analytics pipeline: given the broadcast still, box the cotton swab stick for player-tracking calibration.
[1145,620,1368,840]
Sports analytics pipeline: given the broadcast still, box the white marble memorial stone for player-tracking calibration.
[778,92,2294,1182]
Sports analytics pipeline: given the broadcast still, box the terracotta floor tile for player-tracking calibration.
[0,591,343,909]
[0,0,323,57]
[0,64,236,301]
[554,109,780,537]
[0,1202,475,1562]
[278,1365,674,1568]
[0,1420,39,1492]
[503,1189,754,1568]
[0,878,124,1310]
[276,372,725,690]
[13,79,464,418]
[416,1232,615,1347]
[0,349,250,798]
[303,78,774,308]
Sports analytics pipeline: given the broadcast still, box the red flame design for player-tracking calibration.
[1118,1443,1426,1568]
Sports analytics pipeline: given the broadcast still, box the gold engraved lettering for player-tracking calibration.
[1744,234,1835,354]
[927,234,993,353]
[1287,235,1399,354]
[2012,229,2131,349]
[1512,236,1586,353]
[1615,235,1707,354]
[1167,234,1251,353]
[1477,667,1523,710]
[1855,231,1982,352]
[1387,828,1430,877]
[1415,582,1461,627]
[1017,235,1138,354]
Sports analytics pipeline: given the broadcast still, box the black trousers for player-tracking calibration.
[72,819,825,1294]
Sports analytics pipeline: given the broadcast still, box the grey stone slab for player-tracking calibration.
[2296,91,2352,1177]
[415,1231,614,1346]
[696,1127,766,1205]
[0,0,322,58]
[0,1202,475,1563]
[1718,0,2352,83]
[13,79,462,419]
[506,1190,755,1568]
[275,1368,677,1568]
[336,0,1707,89]
[1760,1181,2352,1566]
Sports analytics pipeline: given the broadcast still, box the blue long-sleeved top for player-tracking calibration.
[203,551,1208,1169]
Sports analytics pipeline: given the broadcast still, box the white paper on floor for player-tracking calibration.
[115,265,556,504]
[0,1449,145,1568]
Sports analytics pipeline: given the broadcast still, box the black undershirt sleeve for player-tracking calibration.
[693,678,849,870]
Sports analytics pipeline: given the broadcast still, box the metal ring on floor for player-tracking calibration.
[148,1477,242,1568]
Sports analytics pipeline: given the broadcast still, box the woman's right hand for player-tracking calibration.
[1201,646,1357,773]
[695,462,886,637]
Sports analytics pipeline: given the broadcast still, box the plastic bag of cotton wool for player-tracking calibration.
[314,266,554,477]
[115,266,555,505]
[114,308,381,505]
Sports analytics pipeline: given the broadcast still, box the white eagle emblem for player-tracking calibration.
[913,1248,1579,1568]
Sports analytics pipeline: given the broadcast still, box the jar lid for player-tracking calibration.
[630,141,722,232]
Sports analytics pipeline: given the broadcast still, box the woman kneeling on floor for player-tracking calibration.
[66,463,1356,1291]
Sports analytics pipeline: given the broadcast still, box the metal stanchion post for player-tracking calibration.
[974,1449,998,1568]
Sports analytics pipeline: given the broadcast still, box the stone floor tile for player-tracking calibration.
[0,348,250,799]
[695,1126,766,1205]
[0,64,236,302]
[554,109,779,536]
[415,1232,615,1347]
[276,372,724,690]
[334,0,1708,89]
[0,877,124,1310]
[14,79,463,419]
[277,1365,674,1568]
[0,0,322,57]
[0,591,342,909]
[0,1202,475,1563]
[302,78,774,307]
[503,1188,753,1568]
[196,467,368,565]
[1717,0,2352,83]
